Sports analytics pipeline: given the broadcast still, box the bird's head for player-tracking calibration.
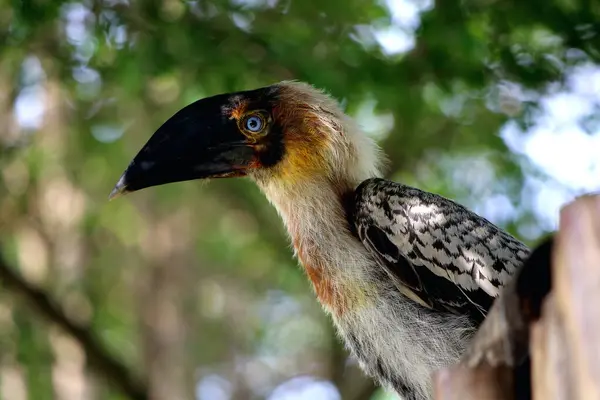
[110,81,382,200]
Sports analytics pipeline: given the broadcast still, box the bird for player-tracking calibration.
[110,81,531,400]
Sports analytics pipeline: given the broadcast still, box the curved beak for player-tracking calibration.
[109,95,256,200]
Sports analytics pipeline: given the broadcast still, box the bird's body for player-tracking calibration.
[263,175,475,399]
[112,81,530,399]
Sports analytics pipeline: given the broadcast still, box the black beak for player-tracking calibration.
[109,94,256,200]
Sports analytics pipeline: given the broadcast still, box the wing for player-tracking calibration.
[352,178,530,324]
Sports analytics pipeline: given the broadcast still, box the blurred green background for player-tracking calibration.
[0,0,599,399]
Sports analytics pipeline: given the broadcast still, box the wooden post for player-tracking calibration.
[434,364,514,400]
[531,195,600,400]
[433,194,600,399]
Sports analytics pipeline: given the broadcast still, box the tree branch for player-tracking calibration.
[0,249,149,400]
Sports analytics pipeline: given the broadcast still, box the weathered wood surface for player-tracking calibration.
[433,194,600,400]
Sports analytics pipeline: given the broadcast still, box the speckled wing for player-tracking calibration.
[353,178,530,324]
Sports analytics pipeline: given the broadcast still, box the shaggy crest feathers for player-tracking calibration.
[265,81,385,187]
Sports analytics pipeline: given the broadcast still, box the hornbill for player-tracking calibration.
[110,82,530,400]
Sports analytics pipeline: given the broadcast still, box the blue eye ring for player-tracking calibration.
[242,113,266,134]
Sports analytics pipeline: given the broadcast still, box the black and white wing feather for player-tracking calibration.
[353,178,530,324]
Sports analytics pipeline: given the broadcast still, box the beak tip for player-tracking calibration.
[108,174,130,201]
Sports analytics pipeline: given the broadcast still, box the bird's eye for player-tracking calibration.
[244,115,264,132]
